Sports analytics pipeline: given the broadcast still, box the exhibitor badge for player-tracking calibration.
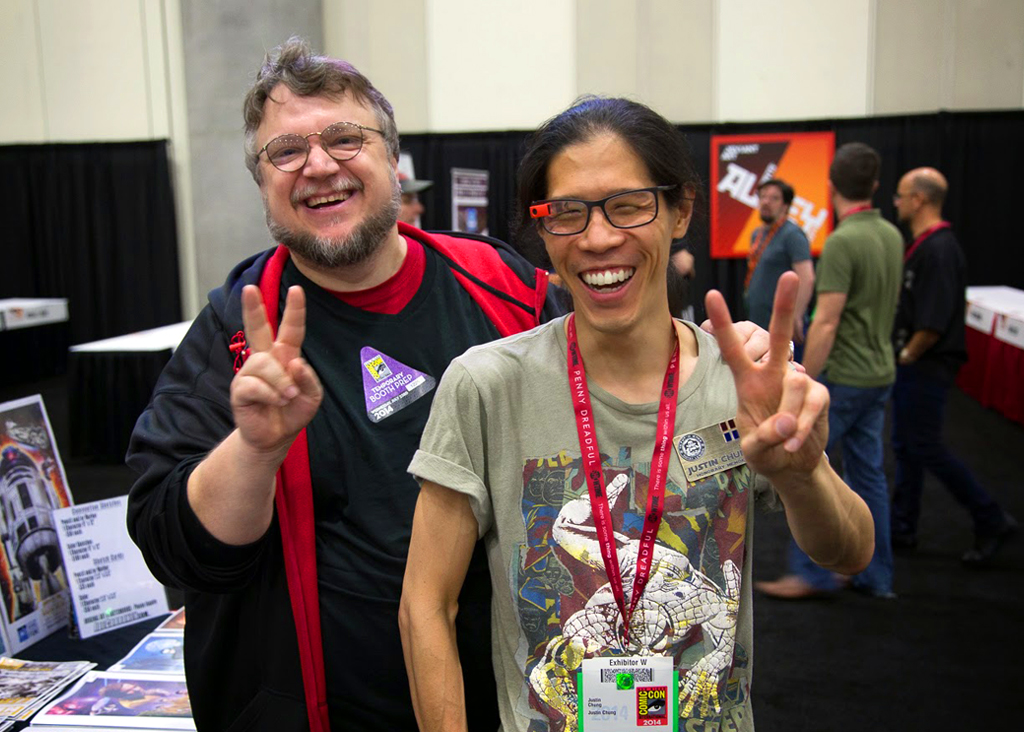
[578,655,676,730]
[360,347,435,423]
[674,419,747,484]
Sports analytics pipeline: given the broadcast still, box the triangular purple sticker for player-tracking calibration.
[360,347,436,423]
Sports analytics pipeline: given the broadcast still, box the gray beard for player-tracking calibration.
[266,184,402,270]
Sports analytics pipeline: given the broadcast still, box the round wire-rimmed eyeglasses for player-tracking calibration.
[258,121,386,172]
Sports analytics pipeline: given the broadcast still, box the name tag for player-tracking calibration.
[578,656,677,730]
[673,419,747,484]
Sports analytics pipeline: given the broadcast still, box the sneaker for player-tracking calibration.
[754,575,834,600]
[962,514,1018,567]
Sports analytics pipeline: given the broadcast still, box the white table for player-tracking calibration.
[69,321,192,354]
[0,298,68,331]
[68,321,193,461]
[959,286,1024,424]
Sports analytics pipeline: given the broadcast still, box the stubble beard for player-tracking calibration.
[266,173,402,270]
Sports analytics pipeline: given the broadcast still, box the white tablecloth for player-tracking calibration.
[70,321,192,353]
[0,298,68,331]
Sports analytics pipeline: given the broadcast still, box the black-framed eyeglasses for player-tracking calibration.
[258,121,385,172]
[529,185,677,236]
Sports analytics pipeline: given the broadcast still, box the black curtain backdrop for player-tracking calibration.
[1,141,181,347]
[403,109,1024,320]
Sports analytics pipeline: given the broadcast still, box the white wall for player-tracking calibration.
[324,0,1024,129]
[4,0,1024,322]
[1,0,47,143]
[324,0,430,133]
[0,0,171,143]
[575,0,716,123]
[715,0,875,121]
[424,0,576,131]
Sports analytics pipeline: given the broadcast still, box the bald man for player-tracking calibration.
[891,167,1016,565]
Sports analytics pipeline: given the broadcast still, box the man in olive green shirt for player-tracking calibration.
[757,142,903,599]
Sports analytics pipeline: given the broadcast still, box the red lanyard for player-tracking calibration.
[843,204,872,218]
[744,217,784,290]
[566,314,679,641]
[904,221,950,262]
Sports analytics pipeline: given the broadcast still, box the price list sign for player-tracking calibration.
[54,497,168,638]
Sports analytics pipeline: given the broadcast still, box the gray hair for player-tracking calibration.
[242,37,400,183]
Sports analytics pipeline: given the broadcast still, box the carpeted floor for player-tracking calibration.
[3,374,1021,729]
[750,385,1023,731]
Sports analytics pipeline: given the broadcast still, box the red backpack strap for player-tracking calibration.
[257,246,330,732]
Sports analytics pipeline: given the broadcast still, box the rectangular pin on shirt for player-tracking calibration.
[673,419,747,484]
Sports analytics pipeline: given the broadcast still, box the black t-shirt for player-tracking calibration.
[282,250,501,730]
[893,227,968,380]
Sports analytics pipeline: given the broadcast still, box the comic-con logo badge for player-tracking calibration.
[363,356,393,382]
[677,433,706,461]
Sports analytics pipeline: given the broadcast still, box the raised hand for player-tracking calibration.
[704,272,828,482]
[231,285,323,454]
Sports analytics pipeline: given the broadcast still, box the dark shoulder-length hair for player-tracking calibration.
[513,96,700,262]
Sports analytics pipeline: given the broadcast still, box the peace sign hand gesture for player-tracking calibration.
[705,271,829,483]
[230,285,324,456]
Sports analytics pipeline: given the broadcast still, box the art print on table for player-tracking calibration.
[32,671,193,729]
[156,608,185,633]
[110,633,184,675]
[0,395,74,653]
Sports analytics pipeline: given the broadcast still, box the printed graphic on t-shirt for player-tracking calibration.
[515,447,752,732]
[359,347,436,423]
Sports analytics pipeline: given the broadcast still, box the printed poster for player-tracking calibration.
[450,167,489,235]
[710,132,835,258]
[0,395,74,654]
[156,607,185,632]
[31,670,193,728]
[109,633,184,675]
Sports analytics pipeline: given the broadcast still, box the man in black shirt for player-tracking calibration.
[125,38,561,732]
[891,167,1016,565]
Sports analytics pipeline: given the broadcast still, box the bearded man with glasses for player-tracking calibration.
[124,37,561,732]
[126,39,773,732]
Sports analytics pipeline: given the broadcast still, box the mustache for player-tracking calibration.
[290,177,363,204]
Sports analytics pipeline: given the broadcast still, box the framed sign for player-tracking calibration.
[450,168,489,235]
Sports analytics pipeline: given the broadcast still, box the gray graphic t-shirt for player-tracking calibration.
[410,318,775,732]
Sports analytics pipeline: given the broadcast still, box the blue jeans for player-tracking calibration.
[890,364,1003,538]
[788,380,893,594]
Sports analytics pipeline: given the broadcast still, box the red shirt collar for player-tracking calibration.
[326,236,425,314]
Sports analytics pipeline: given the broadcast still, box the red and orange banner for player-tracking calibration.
[709,132,835,258]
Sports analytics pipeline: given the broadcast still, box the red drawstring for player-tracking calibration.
[229,331,250,373]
